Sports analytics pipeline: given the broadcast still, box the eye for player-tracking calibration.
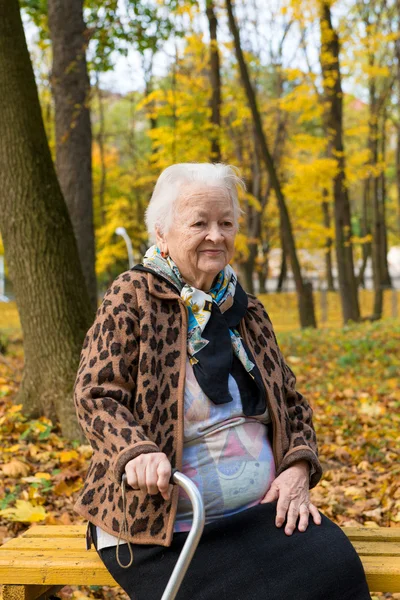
[222,221,233,227]
[192,221,205,227]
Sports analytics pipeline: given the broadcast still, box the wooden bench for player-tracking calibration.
[0,525,399,599]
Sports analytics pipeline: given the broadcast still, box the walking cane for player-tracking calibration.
[122,470,205,600]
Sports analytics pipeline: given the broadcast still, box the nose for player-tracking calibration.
[205,223,224,243]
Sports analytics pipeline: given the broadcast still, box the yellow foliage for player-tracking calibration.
[53,479,82,497]
[243,192,262,212]
[0,500,47,523]
[289,134,327,155]
[350,234,373,245]
[279,82,323,123]
[234,232,250,261]
[34,472,52,480]
[59,450,79,463]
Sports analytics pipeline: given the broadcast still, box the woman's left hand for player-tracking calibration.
[261,459,321,535]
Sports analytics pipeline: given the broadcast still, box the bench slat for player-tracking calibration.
[18,526,86,538]
[1,525,399,593]
[17,524,400,541]
[343,527,400,542]
[352,541,400,557]
[0,539,87,551]
[0,552,118,586]
[360,556,400,593]
[4,537,398,557]
[1,552,399,592]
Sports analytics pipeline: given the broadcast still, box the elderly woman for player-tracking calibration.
[73,163,369,599]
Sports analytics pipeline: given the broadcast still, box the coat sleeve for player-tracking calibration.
[275,349,323,489]
[73,274,160,486]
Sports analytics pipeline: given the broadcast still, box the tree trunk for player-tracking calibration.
[322,190,335,291]
[242,124,263,294]
[396,122,400,235]
[48,0,97,312]
[144,55,158,135]
[370,130,383,316]
[379,107,391,288]
[226,0,316,328]
[357,177,371,289]
[396,0,400,235]
[368,85,384,318]
[0,0,93,441]
[95,73,106,226]
[319,2,360,324]
[206,0,222,162]
[258,252,269,294]
[276,236,287,293]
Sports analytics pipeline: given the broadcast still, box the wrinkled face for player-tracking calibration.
[156,184,237,291]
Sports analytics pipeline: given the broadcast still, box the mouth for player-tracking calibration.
[201,249,223,255]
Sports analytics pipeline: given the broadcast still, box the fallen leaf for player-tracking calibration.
[34,472,51,480]
[363,507,382,519]
[1,459,30,477]
[53,480,82,497]
[59,450,79,463]
[363,521,380,528]
[0,500,47,522]
[287,356,301,364]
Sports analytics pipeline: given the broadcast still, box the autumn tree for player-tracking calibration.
[349,0,394,318]
[0,0,93,441]
[235,6,291,295]
[319,1,361,324]
[225,0,317,328]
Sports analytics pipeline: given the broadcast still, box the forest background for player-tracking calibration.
[0,0,399,599]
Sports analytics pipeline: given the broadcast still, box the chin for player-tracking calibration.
[200,260,226,273]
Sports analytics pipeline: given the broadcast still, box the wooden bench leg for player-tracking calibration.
[2,585,65,600]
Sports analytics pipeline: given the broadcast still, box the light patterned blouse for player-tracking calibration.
[95,359,275,549]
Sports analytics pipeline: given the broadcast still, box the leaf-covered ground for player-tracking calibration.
[0,299,399,600]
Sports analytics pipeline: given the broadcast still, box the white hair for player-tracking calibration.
[145,162,246,243]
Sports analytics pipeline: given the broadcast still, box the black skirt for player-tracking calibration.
[89,501,370,600]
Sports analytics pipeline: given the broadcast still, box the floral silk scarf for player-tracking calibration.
[141,245,267,415]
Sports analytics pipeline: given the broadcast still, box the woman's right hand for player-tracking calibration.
[124,452,172,500]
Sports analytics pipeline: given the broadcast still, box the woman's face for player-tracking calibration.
[156,183,237,291]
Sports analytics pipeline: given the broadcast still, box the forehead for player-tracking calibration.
[176,184,232,212]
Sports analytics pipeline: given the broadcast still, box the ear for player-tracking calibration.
[155,226,168,255]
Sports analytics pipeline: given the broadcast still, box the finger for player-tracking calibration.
[298,503,310,532]
[145,460,160,495]
[275,493,290,527]
[157,460,172,500]
[135,460,147,493]
[284,502,300,536]
[309,503,322,525]
[261,483,279,504]
[125,470,139,490]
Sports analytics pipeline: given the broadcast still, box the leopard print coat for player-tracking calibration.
[73,268,322,547]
